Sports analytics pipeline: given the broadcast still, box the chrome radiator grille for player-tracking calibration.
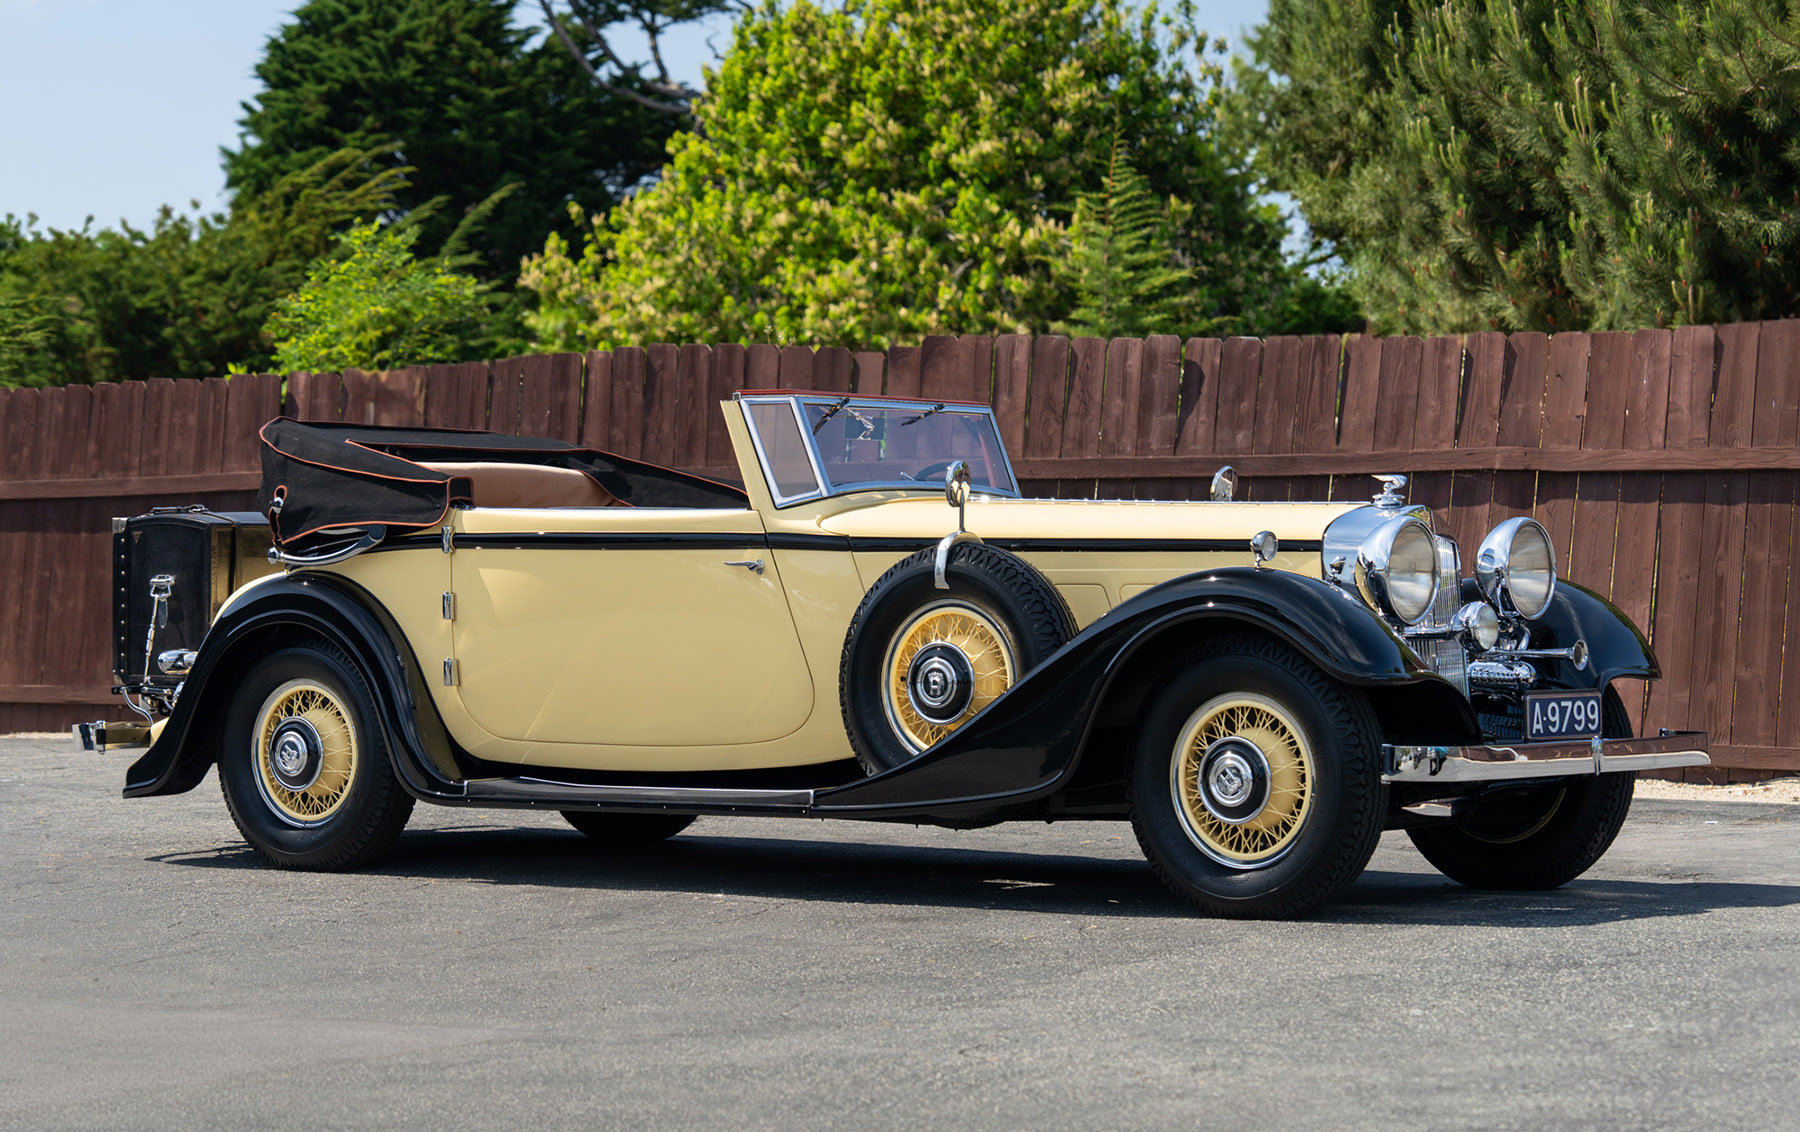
[1409,536,1469,696]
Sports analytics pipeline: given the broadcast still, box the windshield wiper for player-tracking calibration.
[899,403,946,426]
[811,397,852,434]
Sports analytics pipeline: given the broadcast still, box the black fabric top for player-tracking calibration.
[258,420,747,547]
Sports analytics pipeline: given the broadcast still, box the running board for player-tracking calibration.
[462,776,815,813]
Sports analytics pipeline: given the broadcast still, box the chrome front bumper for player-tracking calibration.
[1383,730,1709,784]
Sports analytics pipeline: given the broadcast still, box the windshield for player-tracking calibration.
[742,395,1018,504]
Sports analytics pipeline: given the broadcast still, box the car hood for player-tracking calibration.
[811,495,1367,545]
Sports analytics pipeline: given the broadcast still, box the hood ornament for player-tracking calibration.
[1372,474,1407,508]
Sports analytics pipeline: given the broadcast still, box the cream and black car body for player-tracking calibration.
[81,391,1711,917]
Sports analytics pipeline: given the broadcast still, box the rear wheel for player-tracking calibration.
[560,811,695,845]
[1406,686,1635,890]
[1129,634,1386,918]
[218,644,414,870]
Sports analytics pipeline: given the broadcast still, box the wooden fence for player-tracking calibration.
[4,325,1799,780]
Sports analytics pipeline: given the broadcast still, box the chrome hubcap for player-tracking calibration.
[1197,736,1271,825]
[906,644,975,725]
[267,717,324,792]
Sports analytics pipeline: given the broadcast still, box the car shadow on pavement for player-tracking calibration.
[148,822,1800,925]
[154,825,1182,917]
[1325,869,1800,928]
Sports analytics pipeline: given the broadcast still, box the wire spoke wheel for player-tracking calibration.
[252,678,360,826]
[881,601,1017,753]
[1171,693,1315,868]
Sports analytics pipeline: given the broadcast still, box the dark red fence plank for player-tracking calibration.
[1535,331,1590,567]
[814,347,854,395]
[852,351,885,397]
[608,347,646,457]
[1646,324,1718,734]
[1408,335,1461,527]
[706,345,745,467]
[1251,336,1301,502]
[675,344,713,467]
[885,346,921,399]
[642,344,681,464]
[992,335,1030,458]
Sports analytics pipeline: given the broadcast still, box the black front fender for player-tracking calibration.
[124,574,463,800]
[816,568,1471,813]
[1460,578,1658,690]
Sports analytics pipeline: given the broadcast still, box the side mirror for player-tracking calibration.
[944,460,971,530]
[1210,465,1236,502]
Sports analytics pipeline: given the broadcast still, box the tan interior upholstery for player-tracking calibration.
[421,461,620,509]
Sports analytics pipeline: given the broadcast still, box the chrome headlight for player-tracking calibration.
[1475,517,1556,619]
[1355,516,1440,625]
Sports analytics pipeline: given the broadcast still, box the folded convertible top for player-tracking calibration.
[258,420,747,547]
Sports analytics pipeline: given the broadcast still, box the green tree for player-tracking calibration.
[522,0,1328,350]
[0,298,57,388]
[225,0,674,281]
[0,149,407,386]
[1234,0,1800,333]
[1049,142,1197,339]
[266,220,496,371]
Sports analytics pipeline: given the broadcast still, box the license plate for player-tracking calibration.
[1524,691,1603,741]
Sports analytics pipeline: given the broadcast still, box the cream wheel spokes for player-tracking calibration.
[253,678,359,826]
[1170,692,1314,868]
[882,601,1017,753]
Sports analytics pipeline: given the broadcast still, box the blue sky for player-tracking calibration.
[0,0,1270,234]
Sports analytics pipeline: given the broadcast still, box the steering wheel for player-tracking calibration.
[902,460,958,483]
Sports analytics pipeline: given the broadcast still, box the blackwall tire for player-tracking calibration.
[1406,686,1636,890]
[1128,634,1386,919]
[218,644,414,870]
[560,811,696,844]
[840,543,1073,773]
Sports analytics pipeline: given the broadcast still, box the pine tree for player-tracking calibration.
[1234,0,1800,333]
[1051,143,1196,339]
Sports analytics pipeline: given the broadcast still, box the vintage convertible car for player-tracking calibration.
[79,390,1711,917]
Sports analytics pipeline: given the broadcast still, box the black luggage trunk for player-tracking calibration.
[113,508,274,690]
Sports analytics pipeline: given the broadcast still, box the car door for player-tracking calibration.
[449,505,815,747]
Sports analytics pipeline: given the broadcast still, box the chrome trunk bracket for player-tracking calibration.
[268,526,387,569]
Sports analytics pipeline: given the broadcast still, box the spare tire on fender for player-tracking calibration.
[839,542,1074,773]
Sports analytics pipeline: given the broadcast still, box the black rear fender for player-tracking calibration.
[124,575,461,799]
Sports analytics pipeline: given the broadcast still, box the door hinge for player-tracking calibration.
[442,658,459,686]
[441,524,454,554]
[442,591,455,620]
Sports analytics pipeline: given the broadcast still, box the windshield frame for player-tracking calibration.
[737,393,1022,508]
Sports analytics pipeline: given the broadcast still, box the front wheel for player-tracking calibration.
[218,644,414,870]
[1129,634,1386,918]
[1406,687,1635,890]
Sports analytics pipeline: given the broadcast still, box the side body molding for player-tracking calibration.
[124,574,463,800]
[815,567,1473,813]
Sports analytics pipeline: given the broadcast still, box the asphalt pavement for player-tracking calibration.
[4,732,1798,1131]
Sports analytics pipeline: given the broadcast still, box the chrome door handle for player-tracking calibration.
[724,558,765,575]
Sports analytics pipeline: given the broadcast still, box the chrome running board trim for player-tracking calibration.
[464,776,815,810]
[1383,729,1709,783]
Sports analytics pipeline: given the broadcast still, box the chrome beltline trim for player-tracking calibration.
[1382,730,1709,783]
